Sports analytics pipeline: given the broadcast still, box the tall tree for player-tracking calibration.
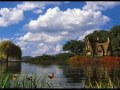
[111,35,120,56]
[110,25,120,56]
[63,40,85,55]
[109,25,120,40]
[0,40,22,62]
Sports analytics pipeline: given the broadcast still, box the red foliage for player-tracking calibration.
[68,56,92,67]
[68,56,120,69]
[100,56,120,69]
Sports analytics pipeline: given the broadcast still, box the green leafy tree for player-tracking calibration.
[63,40,85,55]
[109,25,120,40]
[84,30,110,43]
[111,36,120,56]
[0,40,22,62]
[12,45,22,60]
[110,25,120,56]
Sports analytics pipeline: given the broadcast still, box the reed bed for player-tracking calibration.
[85,75,120,89]
[0,73,58,88]
[84,67,120,89]
[68,56,120,89]
[1,69,120,89]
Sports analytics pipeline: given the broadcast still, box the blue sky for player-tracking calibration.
[0,1,120,56]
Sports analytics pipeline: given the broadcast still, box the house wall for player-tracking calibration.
[86,52,92,55]
[85,37,111,57]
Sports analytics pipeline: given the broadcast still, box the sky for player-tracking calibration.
[0,1,120,57]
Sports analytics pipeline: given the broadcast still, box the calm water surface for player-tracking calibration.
[1,61,119,88]
[0,62,85,88]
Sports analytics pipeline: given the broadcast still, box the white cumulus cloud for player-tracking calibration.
[83,1,120,11]
[0,2,61,27]
[26,7,110,34]
[0,8,23,27]
[17,2,61,11]
[33,9,43,14]
[19,32,63,43]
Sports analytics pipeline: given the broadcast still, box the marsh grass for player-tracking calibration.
[85,77,120,89]
[0,72,119,89]
[0,73,59,88]
[85,68,120,89]
[68,56,120,88]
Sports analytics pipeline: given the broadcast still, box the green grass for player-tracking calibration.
[0,71,120,89]
[0,73,59,88]
[1,70,120,89]
[84,68,120,89]
[85,77,120,89]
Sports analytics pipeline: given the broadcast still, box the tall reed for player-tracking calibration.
[0,73,57,88]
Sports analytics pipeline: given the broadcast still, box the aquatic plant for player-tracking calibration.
[0,73,58,88]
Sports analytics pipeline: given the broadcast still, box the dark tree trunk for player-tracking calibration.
[6,55,9,62]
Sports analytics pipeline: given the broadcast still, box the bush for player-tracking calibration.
[100,56,120,69]
[68,56,90,67]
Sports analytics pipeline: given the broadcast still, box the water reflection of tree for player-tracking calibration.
[33,61,53,68]
[61,62,120,86]
[0,62,21,74]
[84,65,120,88]
[59,64,103,84]
[60,66,85,83]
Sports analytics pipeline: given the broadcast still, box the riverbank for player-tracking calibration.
[68,56,120,68]
[28,53,73,65]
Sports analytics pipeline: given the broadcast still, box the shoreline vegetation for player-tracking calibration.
[0,73,62,88]
[21,54,120,89]
[28,53,74,65]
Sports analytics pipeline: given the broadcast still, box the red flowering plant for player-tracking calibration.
[100,56,120,70]
[68,56,93,67]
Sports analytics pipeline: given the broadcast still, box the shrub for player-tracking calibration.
[100,56,120,70]
[68,56,90,67]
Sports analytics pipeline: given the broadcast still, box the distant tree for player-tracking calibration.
[63,40,85,55]
[0,40,22,62]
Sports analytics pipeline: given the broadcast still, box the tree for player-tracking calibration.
[109,25,120,40]
[111,36,120,56]
[63,40,85,55]
[84,30,110,43]
[0,40,22,62]
[109,25,120,57]
[12,45,22,60]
